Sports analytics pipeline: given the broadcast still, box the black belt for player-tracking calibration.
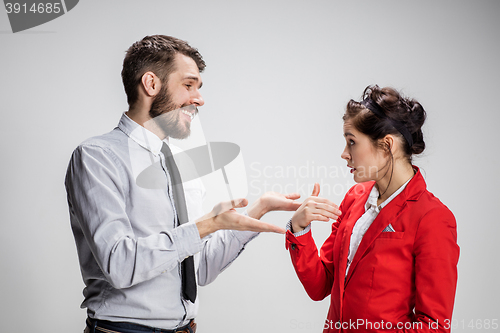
[86,318,196,333]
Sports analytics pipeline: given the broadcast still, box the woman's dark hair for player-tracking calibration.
[121,35,206,106]
[343,85,427,162]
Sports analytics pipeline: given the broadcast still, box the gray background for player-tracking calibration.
[1,1,499,332]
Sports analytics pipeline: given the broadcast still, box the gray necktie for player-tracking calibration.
[161,142,197,303]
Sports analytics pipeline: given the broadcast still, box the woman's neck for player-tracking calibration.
[376,160,415,205]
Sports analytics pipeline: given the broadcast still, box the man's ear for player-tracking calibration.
[140,71,161,97]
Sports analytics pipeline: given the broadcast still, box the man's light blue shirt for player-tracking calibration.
[65,113,257,329]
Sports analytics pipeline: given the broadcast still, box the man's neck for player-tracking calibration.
[126,104,150,127]
[126,106,167,140]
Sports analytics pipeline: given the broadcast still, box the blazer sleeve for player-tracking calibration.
[286,187,355,301]
[406,206,460,333]
[286,220,340,301]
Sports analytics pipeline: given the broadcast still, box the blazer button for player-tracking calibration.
[291,244,297,250]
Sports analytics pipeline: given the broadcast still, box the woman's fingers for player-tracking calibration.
[312,202,342,217]
[311,183,320,196]
[292,191,342,228]
[304,199,341,215]
[310,213,331,222]
[306,210,337,222]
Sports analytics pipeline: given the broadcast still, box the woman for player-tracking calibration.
[286,85,459,333]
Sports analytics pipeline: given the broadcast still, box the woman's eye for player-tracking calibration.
[349,140,355,145]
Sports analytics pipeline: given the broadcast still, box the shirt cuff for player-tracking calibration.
[286,219,311,237]
[171,223,203,261]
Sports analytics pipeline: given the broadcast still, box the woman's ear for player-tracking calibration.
[382,134,396,156]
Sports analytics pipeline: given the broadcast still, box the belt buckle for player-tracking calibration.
[174,320,196,333]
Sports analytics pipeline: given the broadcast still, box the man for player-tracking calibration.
[65,35,300,333]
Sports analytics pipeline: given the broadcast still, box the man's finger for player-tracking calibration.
[220,198,248,211]
[288,201,302,211]
[210,198,248,217]
[240,216,286,234]
[285,193,301,200]
[232,198,248,208]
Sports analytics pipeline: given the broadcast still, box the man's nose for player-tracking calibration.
[191,89,204,107]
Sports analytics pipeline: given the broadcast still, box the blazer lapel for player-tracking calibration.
[337,186,371,308]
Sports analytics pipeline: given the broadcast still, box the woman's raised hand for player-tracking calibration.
[290,183,341,233]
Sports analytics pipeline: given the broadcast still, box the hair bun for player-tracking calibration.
[362,85,427,156]
[404,98,426,154]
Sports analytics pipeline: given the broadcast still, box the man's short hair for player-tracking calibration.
[121,35,206,106]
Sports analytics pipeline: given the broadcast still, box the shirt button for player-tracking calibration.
[291,244,297,250]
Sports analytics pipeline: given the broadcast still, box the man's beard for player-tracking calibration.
[149,86,195,140]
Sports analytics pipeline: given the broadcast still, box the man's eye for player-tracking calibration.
[185,84,192,88]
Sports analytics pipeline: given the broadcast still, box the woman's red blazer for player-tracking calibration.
[286,168,459,332]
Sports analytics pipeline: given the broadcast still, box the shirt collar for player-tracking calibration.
[365,177,412,212]
[117,113,166,156]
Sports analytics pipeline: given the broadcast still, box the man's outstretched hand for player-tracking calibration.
[196,198,287,238]
[247,191,302,220]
